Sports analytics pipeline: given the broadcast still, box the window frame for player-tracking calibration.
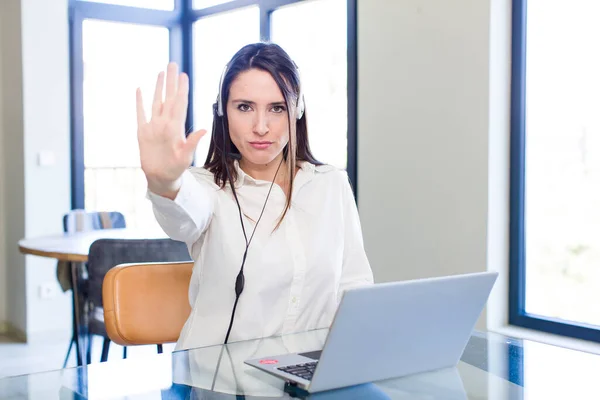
[69,0,358,209]
[508,0,600,342]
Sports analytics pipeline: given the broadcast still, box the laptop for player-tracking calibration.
[245,271,498,393]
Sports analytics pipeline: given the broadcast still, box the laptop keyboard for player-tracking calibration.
[278,362,318,381]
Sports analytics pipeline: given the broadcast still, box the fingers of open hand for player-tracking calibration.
[136,88,147,128]
[162,62,179,116]
[172,73,189,127]
[152,71,165,118]
[140,63,190,146]
[185,129,207,153]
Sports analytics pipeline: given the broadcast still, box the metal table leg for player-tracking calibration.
[70,261,88,367]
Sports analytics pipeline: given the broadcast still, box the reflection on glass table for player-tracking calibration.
[5,326,600,398]
[0,328,539,399]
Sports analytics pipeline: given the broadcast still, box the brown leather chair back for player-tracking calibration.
[103,261,193,346]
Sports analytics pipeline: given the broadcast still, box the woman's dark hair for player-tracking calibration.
[204,42,321,228]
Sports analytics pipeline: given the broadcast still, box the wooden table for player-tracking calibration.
[18,228,168,367]
[19,228,167,262]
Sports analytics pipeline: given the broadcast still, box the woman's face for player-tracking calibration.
[226,68,290,168]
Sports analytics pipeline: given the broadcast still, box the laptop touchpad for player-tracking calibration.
[298,350,322,360]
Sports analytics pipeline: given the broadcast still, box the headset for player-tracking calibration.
[216,61,297,345]
[222,157,281,345]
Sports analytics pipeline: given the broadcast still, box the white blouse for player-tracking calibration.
[147,161,374,351]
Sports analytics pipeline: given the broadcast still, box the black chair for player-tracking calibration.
[86,238,192,363]
[60,210,126,368]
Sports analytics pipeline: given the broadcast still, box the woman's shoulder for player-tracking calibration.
[309,163,351,184]
[299,163,355,209]
[301,163,354,198]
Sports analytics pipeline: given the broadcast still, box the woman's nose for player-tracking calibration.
[253,112,269,136]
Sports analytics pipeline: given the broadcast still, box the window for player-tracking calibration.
[510,0,600,340]
[193,0,234,8]
[82,20,169,231]
[70,0,357,230]
[78,0,174,10]
[192,6,260,164]
[271,0,348,169]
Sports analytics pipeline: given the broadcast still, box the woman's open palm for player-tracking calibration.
[136,62,206,195]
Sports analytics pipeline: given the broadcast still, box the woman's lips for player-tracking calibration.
[249,141,272,150]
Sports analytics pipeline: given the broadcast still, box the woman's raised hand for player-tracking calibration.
[136,62,206,199]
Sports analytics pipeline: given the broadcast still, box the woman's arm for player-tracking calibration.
[137,62,210,246]
[147,168,216,246]
[338,172,374,302]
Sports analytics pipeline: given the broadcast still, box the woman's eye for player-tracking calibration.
[238,104,251,112]
[272,105,286,113]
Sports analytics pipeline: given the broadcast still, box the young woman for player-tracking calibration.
[136,42,373,351]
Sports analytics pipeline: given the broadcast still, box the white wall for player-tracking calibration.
[0,0,72,342]
[357,0,492,327]
[0,0,7,329]
[21,0,73,342]
[1,0,27,336]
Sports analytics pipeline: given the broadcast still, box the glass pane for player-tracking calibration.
[193,0,233,9]
[524,0,600,325]
[271,0,348,169]
[78,0,174,10]
[82,19,169,231]
[192,7,260,164]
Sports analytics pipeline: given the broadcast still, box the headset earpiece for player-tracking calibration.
[295,67,305,120]
[296,86,305,120]
[216,64,228,117]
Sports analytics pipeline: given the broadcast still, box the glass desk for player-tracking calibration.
[1,328,599,399]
